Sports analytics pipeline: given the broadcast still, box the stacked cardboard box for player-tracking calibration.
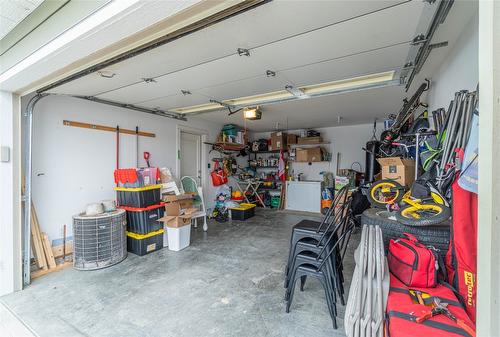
[158,194,201,251]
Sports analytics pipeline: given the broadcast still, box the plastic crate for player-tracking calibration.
[115,185,161,208]
[271,196,281,208]
[126,229,164,256]
[229,203,256,220]
[119,203,165,234]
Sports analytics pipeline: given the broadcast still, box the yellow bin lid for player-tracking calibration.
[230,203,256,211]
[126,229,164,240]
[115,184,162,192]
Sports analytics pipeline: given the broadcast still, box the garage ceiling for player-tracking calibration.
[0,0,44,40]
[44,0,476,131]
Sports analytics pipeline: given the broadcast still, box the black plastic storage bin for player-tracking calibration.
[126,229,164,256]
[229,203,256,220]
[120,203,165,234]
[115,184,161,208]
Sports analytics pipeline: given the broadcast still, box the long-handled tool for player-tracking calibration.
[136,126,139,168]
[144,151,151,168]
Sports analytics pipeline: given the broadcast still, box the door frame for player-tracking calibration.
[176,125,208,191]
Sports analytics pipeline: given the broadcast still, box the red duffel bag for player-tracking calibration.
[388,233,441,288]
[386,274,475,337]
[211,161,228,186]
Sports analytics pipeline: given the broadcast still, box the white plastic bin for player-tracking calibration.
[166,224,191,251]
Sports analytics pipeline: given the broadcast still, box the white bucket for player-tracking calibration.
[166,224,191,251]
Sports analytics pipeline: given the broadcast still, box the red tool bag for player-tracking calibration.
[210,161,228,186]
[446,150,478,323]
[386,274,475,337]
[114,168,138,185]
[388,233,441,288]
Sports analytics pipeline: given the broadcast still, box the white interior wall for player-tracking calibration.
[251,123,380,181]
[27,95,223,243]
[0,91,22,296]
[426,12,479,110]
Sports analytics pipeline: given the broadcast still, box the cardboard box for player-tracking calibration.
[271,131,287,150]
[287,134,298,145]
[297,136,322,145]
[162,193,193,203]
[163,193,194,209]
[377,157,415,187]
[296,147,322,162]
[335,176,350,190]
[158,203,195,228]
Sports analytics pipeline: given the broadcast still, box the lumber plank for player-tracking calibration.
[41,233,56,269]
[30,206,47,270]
[63,120,155,137]
[31,261,72,280]
[52,242,73,258]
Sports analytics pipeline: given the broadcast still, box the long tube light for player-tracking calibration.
[171,70,397,114]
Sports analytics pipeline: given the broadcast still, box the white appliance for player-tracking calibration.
[285,180,322,213]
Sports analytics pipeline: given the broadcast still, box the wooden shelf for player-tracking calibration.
[291,161,331,164]
[250,149,287,154]
[214,142,246,151]
[289,142,330,148]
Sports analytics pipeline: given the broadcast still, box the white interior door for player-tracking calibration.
[180,131,201,184]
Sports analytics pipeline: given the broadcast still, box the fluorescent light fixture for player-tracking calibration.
[171,71,396,114]
[243,107,261,120]
[172,102,222,114]
[302,71,395,95]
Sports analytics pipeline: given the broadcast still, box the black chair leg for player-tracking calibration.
[286,268,337,328]
[299,275,306,291]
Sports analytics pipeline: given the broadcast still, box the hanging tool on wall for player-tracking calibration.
[144,151,151,168]
[136,126,139,168]
[116,125,120,170]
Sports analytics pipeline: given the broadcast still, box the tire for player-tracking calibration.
[361,208,450,258]
[396,202,451,226]
[367,180,405,208]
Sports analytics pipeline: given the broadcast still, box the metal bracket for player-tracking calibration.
[209,99,242,116]
[72,95,187,121]
[237,48,250,57]
[411,34,427,45]
[181,89,192,95]
[266,70,276,77]
[142,77,157,83]
[428,41,448,50]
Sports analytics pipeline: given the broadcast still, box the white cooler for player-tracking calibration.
[166,223,191,251]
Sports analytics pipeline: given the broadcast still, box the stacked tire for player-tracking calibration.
[361,208,450,259]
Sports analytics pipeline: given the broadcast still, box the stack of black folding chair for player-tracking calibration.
[283,185,356,329]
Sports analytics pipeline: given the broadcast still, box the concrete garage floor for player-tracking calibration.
[1,210,358,337]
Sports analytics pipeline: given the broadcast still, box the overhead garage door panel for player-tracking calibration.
[45,0,410,97]
[95,40,407,107]
[95,53,267,104]
[280,43,409,87]
[194,44,407,102]
[93,1,423,107]
[137,93,211,111]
